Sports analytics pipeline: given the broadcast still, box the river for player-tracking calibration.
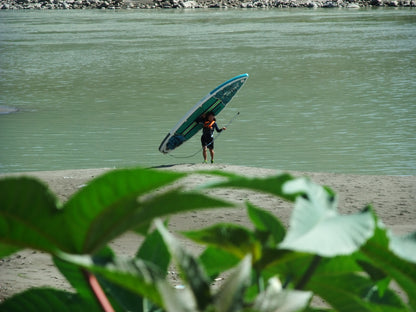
[1,8,415,175]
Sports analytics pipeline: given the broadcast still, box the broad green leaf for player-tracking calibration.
[0,288,100,312]
[251,277,312,312]
[54,246,131,311]
[92,258,164,308]
[54,255,100,303]
[247,203,286,246]
[0,242,20,259]
[97,276,150,312]
[307,271,408,312]
[58,251,165,308]
[61,168,186,253]
[137,228,171,275]
[355,258,392,298]
[280,178,375,256]
[133,188,234,237]
[0,177,66,254]
[199,246,240,279]
[356,259,389,283]
[257,249,316,286]
[183,223,261,260]
[214,255,252,312]
[360,224,416,310]
[156,220,212,311]
[300,253,409,311]
[0,169,190,256]
[202,173,297,202]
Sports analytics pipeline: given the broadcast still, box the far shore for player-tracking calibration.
[1,0,414,10]
[0,163,415,302]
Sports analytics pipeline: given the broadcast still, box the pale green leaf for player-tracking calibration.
[252,277,312,312]
[157,280,198,312]
[389,231,416,264]
[156,220,212,311]
[280,178,375,256]
[214,255,252,312]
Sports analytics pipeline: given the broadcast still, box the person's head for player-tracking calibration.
[207,111,215,121]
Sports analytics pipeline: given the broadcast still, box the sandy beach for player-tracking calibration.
[1,163,415,302]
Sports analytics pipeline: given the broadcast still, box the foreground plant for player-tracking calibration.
[0,167,415,312]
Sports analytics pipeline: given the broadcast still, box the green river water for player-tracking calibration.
[0,8,415,174]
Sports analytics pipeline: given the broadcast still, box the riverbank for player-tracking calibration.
[1,164,415,301]
[1,0,414,10]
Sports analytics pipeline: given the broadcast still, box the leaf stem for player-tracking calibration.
[295,255,321,290]
[83,269,115,312]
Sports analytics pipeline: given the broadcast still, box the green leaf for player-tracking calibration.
[156,220,212,311]
[251,277,312,312]
[308,271,408,312]
[375,277,392,298]
[54,246,133,311]
[58,251,165,308]
[202,172,297,202]
[0,177,66,254]
[256,248,312,278]
[199,246,240,279]
[53,255,100,304]
[0,288,100,312]
[137,228,171,275]
[183,223,261,260]
[360,224,416,310]
[280,178,375,256]
[61,167,186,253]
[356,259,389,283]
[97,276,150,312]
[300,253,410,311]
[247,202,286,246]
[0,242,20,259]
[0,169,190,256]
[134,188,234,236]
[214,255,252,312]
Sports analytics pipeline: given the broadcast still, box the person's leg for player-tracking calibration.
[209,148,214,163]
[202,146,207,162]
[201,136,208,163]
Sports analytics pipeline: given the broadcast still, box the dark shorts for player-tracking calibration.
[201,135,214,149]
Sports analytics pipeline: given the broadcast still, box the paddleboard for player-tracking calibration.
[159,73,249,154]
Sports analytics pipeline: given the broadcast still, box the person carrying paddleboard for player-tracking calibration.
[197,112,226,163]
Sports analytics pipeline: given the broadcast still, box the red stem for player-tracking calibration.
[83,269,115,312]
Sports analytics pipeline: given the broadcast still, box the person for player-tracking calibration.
[197,112,226,163]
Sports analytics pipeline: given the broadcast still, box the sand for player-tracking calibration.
[1,164,415,302]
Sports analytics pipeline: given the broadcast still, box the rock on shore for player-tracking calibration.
[1,0,415,9]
